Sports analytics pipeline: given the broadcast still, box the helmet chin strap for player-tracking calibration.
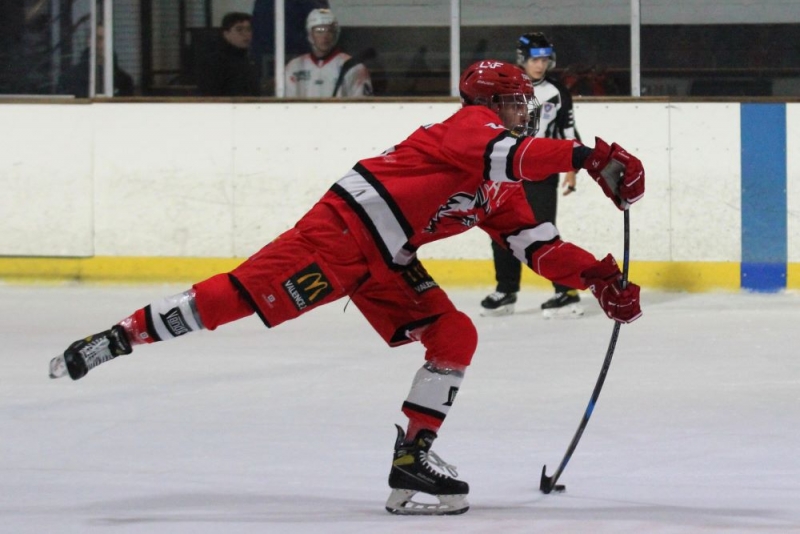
[490,96,535,137]
[497,113,527,137]
[508,123,528,137]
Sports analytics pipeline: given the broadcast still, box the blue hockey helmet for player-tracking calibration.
[516,32,556,70]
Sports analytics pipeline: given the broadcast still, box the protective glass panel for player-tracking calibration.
[640,1,800,97]
[334,0,451,97]
[0,0,138,97]
[461,1,632,97]
[3,1,799,98]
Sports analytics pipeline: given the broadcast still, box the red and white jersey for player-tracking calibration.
[285,49,373,98]
[320,105,599,289]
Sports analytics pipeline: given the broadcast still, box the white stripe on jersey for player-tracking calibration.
[335,169,414,266]
[506,223,560,264]
[485,134,521,183]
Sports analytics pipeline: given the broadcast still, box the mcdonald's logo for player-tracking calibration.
[283,262,334,311]
[297,272,329,302]
[402,259,438,294]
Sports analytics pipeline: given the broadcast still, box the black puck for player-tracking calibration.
[554,484,566,492]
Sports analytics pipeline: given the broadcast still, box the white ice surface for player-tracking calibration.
[1,283,799,534]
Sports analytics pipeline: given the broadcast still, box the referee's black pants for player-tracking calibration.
[491,173,572,295]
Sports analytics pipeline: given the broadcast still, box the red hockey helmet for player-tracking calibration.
[459,60,540,136]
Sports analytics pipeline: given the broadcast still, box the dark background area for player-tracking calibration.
[1,0,798,99]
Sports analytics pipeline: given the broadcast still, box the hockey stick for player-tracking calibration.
[539,208,630,494]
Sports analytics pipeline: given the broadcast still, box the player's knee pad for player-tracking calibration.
[419,310,477,368]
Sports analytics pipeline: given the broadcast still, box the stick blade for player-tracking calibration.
[539,465,566,494]
[539,465,553,494]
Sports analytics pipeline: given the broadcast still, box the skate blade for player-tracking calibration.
[385,489,469,516]
[48,355,68,379]
[542,303,584,319]
[480,304,515,317]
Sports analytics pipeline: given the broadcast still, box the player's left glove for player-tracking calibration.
[583,137,645,210]
[581,254,642,324]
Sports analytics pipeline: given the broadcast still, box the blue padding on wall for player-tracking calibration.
[740,103,787,292]
[741,262,786,292]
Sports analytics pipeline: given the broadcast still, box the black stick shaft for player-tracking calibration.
[540,210,630,493]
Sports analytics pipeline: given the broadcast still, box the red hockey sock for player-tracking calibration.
[402,359,467,442]
[404,415,443,442]
[117,308,155,346]
[193,273,255,329]
[400,310,477,441]
[113,275,254,348]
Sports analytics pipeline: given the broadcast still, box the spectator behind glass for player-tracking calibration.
[57,25,134,97]
[251,0,330,60]
[284,8,372,98]
[196,12,260,97]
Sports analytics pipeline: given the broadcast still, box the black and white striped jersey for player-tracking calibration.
[320,105,600,290]
[533,76,579,142]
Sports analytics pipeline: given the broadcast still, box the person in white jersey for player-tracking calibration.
[284,8,373,97]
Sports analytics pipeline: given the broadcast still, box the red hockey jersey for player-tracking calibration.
[320,105,600,290]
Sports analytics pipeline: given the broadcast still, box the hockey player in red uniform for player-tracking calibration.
[49,60,645,516]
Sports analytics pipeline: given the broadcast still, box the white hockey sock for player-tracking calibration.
[144,290,205,341]
[402,362,465,425]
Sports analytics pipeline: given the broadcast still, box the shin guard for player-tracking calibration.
[402,362,465,435]
[402,311,477,437]
[119,289,204,345]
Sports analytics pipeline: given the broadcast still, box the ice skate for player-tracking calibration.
[541,290,584,319]
[49,325,132,380]
[480,291,517,317]
[385,425,469,516]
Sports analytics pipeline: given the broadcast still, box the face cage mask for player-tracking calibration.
[492,93,541,137]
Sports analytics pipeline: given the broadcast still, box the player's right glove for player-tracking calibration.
[583,137,645,210]
[581,254,642,324]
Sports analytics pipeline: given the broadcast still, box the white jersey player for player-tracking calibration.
[285,8,373,97]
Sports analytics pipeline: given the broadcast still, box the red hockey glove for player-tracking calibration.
[583,137,645,210]
[581,254,642,324]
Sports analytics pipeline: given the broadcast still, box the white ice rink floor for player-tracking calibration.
[1,282,799,534]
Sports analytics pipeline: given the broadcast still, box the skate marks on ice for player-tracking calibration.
[2,284,800,533]
[68,492,798,532]
[477,498,792,532]
[81,493,386,526]
[20,486,791,532]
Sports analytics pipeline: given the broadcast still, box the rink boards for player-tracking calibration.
[0,100,797,291]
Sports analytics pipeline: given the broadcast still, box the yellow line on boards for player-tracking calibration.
[0,257,758,291]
